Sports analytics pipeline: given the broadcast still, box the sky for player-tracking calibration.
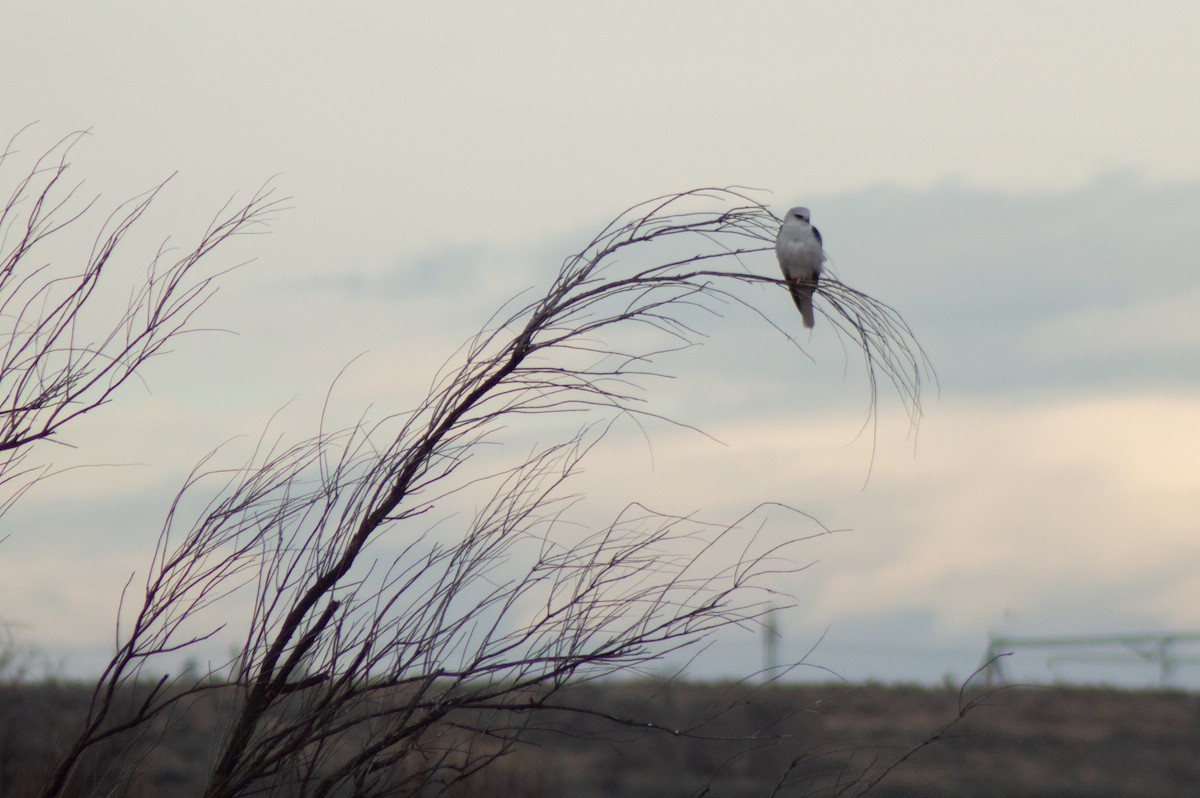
[1,1,1199,688]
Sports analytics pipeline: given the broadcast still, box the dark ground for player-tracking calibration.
[2,680,1197,796]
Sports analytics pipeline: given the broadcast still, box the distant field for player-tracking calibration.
[2,680,1196,796]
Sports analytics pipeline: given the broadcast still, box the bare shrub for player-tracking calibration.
[0,126,282,795]
[0,127,284,513]
[37,187,931,797]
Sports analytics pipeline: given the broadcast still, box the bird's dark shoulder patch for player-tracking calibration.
[812,225,823,247]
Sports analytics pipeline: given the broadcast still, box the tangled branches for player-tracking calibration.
[0,129,285,514]
[41,187,931,798]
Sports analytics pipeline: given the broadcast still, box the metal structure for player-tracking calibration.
[762,603,780,680]
[981,631,1200,687]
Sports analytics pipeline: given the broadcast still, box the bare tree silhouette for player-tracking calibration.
[0,126,281,794]
[0,128,284,516]
[37,187,932,797]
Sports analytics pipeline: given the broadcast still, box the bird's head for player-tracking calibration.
[786,206,812,224]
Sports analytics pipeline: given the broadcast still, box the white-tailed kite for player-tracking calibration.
[775,206,825,328]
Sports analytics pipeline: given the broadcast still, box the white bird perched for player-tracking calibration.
[775,206,826,328]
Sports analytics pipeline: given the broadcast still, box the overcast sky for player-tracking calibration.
[2,1,1199,687]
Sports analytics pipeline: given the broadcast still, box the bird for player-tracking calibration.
[775,206,825,328]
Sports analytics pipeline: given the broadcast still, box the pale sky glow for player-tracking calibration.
[2,2,1199,686]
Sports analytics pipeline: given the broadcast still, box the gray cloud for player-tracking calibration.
[3,175,1199,686]
[814,176,1200,394]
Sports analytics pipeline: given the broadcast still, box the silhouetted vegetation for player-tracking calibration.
[2,131,952,796]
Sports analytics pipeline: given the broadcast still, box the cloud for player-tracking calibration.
[3,173,1200,686]
[788,392,1200,646]
[804,177,1200,396]
[4,0,1200,689]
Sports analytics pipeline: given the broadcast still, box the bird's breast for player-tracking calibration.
[775,234,824,280]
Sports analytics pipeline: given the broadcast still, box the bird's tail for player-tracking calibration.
[790,283,815,329]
